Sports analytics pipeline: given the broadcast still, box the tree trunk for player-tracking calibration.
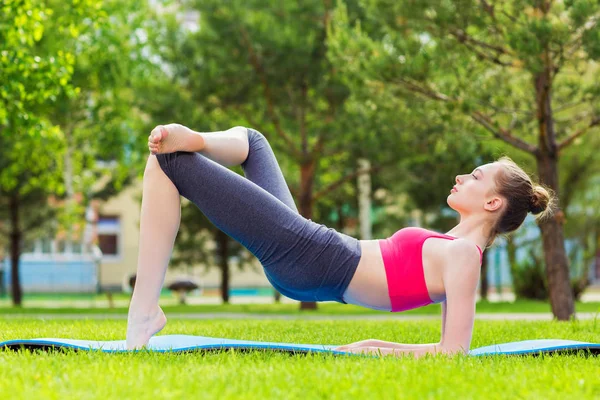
[479,251,489,300]
[536,152,574,319]
[595,231,600,282]
[299,160,317,310]
[216,230,230,304]
[534,70,574,320]
[9,192,23,306]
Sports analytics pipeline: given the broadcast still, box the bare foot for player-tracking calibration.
[148,123,204,155]
[126,305,167,350]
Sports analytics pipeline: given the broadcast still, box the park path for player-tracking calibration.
[1,312,597,321]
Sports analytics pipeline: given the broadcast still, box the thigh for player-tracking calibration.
[241,128,298,213]
[156,150,311,266]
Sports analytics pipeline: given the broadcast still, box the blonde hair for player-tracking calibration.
[489,156,555,245]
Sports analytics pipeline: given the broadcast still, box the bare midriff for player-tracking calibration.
[342,240,392,311]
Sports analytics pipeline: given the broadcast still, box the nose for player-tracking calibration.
[455,175,462,184]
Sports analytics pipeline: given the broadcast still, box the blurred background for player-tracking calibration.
[1,0,598,318]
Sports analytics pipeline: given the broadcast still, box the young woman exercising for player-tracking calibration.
[126,124,552,356]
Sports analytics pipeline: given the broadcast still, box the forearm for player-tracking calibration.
[368,340,441,350]
[351,344,467,358]
[195,126,249,167]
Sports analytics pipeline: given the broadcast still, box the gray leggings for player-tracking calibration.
[155,128,361,303]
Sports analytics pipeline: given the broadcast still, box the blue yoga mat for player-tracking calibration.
[1,335,599,356]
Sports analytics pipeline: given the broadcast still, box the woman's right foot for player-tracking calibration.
[126,305,167,350]
[148,123,205,155]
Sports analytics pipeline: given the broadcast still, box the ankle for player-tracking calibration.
[186,130,205,152]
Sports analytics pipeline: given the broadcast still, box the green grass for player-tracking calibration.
[0,300,599,316]
[0,318,599,399]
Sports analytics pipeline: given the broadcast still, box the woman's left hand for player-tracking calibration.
[334,339,375,352]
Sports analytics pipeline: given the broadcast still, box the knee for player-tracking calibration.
[243,127,269,146]
[229,126,249,136]
[144,154,162,177]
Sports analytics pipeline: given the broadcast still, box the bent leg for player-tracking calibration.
[196,126,298,212]
[155,150,361,302]
[126,154,180,349]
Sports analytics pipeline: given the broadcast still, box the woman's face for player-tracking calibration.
[447,162,504,216]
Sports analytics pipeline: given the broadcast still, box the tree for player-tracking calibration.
[1,0,92,306]
[329,0,600,320]
[0,0,162,305]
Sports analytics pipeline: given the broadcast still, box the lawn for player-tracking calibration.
[0,318,598,399]
[0,299,599,316]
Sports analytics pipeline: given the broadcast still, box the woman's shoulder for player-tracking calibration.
[442,238,482,268]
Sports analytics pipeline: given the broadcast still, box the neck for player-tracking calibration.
[445,214,492,251]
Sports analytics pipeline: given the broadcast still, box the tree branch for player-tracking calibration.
[565,12,600,56]
[479,0,495,19]
[450,28,510,56]
[395,78,453,102]
[557,115,600,151]
[312,131,327,158]
[553,100,587,114]
[393,78,537,153]
[461,40,513,67]
[471,111,537,154]
[239,27,300,159]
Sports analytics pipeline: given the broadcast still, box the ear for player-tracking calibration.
[484,196,503,212]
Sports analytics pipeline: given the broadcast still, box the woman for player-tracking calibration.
[126,124,553,356]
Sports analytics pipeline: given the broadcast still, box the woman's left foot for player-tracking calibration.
[148,123,204,155]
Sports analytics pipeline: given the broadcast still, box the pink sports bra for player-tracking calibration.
[378,227,483,313]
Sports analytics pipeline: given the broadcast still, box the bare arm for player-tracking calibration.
[436,240,481,354]
[336,339,439,350]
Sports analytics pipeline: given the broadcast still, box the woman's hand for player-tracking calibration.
[334,339,377,352]
[334,340,449,358]
[334,346,409,357]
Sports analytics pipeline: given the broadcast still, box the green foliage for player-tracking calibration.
[1,0,163,238]
[510,241,592,301]
[511,248,549,301]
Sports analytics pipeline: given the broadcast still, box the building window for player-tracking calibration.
[98,234,118,255]
[97,215,121,259]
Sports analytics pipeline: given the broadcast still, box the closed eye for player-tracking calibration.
[471,174,478,180]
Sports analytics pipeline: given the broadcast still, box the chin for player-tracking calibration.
[446,195,457,211]
[447,195,466,214]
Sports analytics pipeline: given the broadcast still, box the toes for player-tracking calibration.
[159,125,169,138]
[150,126,164,142]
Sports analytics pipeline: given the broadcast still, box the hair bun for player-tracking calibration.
[530,185,550,215]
